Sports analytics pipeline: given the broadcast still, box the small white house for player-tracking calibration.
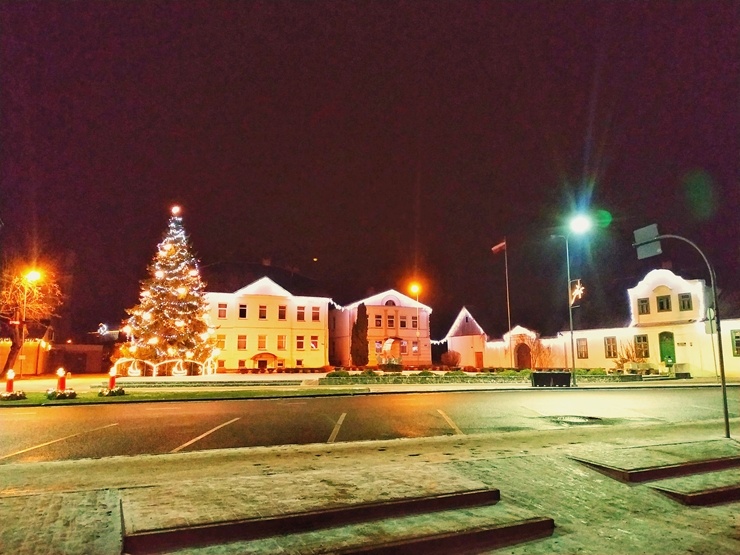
[330,289,433,367]
[444,269,740,379]
[205,277,331,371]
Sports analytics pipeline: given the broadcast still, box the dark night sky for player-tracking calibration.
[2,1,738,341]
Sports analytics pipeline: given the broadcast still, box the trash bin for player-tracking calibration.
[531,371,572,387]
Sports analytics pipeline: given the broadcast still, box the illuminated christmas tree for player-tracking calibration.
[119,206,217,376]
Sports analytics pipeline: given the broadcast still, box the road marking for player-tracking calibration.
[170,418,240,453]
[327,413,346,443]
[0,423,119,460]
[437,409,464,435]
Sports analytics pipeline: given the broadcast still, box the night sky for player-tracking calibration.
[2,1,738,341]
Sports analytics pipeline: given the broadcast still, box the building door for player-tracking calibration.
[515,344,532,370]
[475,351,483,368]
[659,332,676,366]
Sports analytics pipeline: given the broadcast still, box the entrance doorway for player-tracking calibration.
[659,332,676,367]
[515,343,532,369]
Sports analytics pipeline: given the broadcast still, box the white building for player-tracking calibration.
[444,269,740,378]
[330,289,433,367]
[205,277,331,371]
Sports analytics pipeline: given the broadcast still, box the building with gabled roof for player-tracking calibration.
[330,289,432,367]
[444,269,740,378]
[205,276,331,371]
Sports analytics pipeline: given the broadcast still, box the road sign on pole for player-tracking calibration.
[633,224,662,259]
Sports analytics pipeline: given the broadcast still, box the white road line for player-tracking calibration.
[170,418,240,453]
[437,409,464,435]
[0,423,119,460]
[327,413,347,443]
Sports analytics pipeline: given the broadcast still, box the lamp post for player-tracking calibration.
[409,283,421,365]
[553,215,592,386]
[20,270,41,377]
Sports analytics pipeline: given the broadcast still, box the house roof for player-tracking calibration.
[340,289,432,312]
[201,261,330,297]
[444,307,486,339]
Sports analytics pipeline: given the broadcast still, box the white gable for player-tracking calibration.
[503,325,537,341]
[343,289,432,312]
[233,276,293,297]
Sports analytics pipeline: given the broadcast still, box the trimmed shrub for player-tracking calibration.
[326,370,350,378]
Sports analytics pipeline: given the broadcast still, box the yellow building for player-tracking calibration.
[205,277,331,371]
[330,289,432,367]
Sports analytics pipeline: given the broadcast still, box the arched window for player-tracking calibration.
[384,300,396,306]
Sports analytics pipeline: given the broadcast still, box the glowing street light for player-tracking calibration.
[552,214,593,386]
[19,270,42,377]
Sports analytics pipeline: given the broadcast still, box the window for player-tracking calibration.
[296,359,303,367]
[258,335,266,350]
[238,360,246,369]
[238,304,247,319]
[637,298,650,315]
[387,314,395,328]
[375,340,382,354]
[411,316,418,329]
[576,338,588,359]
[237,335,247,350]
[604,337,617,358]
[297,306,305,321]
[277,360,285,368]
[312,307,320,322]
[679,293,692,311]
[217,303,227,319]
[216,335,225,349]
[635,335,649,358]
[400,340,408,355]
[411,341,419,354]
[277,335,286,350]
[310,335,319,350]
[657,295,671,312]
[259,305,267,320]
[217,360,225,369]
[385,300,396,306]
[296,335,305,350]
[375,314,382,327]
[732,330,740,357]
[278,305,286,320]
[399,316,407,328]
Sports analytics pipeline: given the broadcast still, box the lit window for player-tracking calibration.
[278,305,286,320]
[238,304,247,319]
[637,298,650,315]
[277,335,286,350]
[296,335,305,350]
[635,335,649,358]
[400,340,408,354]
[258,335,266,350]
[577,338,588,359]
[218,303,227,319]
[657,295,671,312]
[678,293,692,311]
[310,335,319,350]
[375,340,382,354]
[237,335,247,350]
[259,305,267,320]
[297,307,305,321]
[399,316,407,328]
[731,330,740,357]
[375,314,382,327]
[387,315,395,328]
[312,307,320,322]
[411,315,418,329]
[604,337,617,358]
[216,335,225,349]
[411,341,419,354]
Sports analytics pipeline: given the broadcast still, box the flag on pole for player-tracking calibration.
[491,240,506,254]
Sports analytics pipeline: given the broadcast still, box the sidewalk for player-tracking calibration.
[1,415,739,554]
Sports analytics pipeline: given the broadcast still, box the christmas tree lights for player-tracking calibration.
[116,206,217,376]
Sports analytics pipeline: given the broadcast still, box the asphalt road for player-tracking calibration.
[0,388,738,464]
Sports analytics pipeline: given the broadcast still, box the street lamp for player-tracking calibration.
[553,215,592,386]
[20,270,41,377]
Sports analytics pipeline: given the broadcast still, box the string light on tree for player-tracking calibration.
[117,206,217,376]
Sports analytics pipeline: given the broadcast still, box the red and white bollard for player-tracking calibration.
[5,370,14,393]
[56,368,66,391]
[108,369,117,390]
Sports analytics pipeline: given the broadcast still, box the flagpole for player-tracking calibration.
[504,238,513,368]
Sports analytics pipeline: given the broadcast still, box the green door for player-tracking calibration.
[658,332,676,367]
